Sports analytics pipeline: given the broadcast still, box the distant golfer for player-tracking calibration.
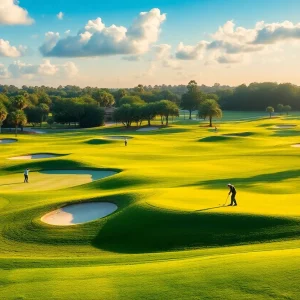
[227,184,237,206]
[215,126,217,132]
[124,138,127,146]
[24,168,29,183]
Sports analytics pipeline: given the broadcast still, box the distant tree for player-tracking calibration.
[38,93,52,106]
[38,103,50,125]
[28,94,39,106]
[79,105,105,128]
[12,95,28,110]
[113,104,133,128]
[0,104,8,133]
[283,105,291,115]
[134,84,145,93]
[277,104,284,115]
[157,100,179,126]
[25,106,42,126]
[181,80,204,119]
[93,90,115,107]
[142,103,158,126]
[8,110,27,136]
[0,93,10,108]
[198,99,222,127]
[47,117,54,128]
[114,89,127,106]
[119,96,145,106]
[266,106,274,118]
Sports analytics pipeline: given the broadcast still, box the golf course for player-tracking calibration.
[0,111,299,299]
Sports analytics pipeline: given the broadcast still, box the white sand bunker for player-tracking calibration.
[41,202,118,226]
[106,136,133,140]
[0,138,17,144]
[40,169,117,181]
[137,127,159,132]
[275,125,297,129]
[8,153,58,160]
[291,144,300,148]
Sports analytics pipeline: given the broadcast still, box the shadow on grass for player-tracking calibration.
[91,205,300,253]
[85,139,116,145]
[186,169,300,189]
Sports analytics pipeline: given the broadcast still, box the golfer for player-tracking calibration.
[24,168,29,183]
[124,138,127,146]
[227,184,237,206]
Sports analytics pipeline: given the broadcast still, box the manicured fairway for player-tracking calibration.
[0,112,300,299]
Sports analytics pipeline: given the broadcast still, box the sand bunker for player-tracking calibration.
[8,153,58,160]
[41,202,118,226]
[40,169,117,181]
[0,138,17,144]
[275,125,297,129]
[137,127,159,132]
[105,136,133,140]
[291,144,300,148]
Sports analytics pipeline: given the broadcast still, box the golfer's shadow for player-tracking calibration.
[0,182,21,186]
[195,205,229,212]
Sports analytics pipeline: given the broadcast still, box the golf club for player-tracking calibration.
[223,195,229,206]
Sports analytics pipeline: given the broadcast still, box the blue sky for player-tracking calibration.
[1,0,300,87]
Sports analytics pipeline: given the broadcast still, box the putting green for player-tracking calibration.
[0,111,300,299]
[0,169,117,192]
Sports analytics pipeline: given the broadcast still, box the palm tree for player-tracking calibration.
[198,99,222,127]
[0,104,8,134]
[266,106,274,118]
[9,110,27,136]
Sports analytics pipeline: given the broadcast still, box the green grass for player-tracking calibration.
[0,111,300,299]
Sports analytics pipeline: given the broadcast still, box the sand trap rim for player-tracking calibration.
[41,201,118,226]
[7,153,66,160]
[0,138,18,144]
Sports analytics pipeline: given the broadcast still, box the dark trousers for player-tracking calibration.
[24,174,28,183]
[230,194,237,205]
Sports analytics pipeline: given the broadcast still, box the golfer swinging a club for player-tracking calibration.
[227,184,237,206]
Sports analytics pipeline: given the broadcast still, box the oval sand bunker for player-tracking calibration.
[0,138,17,144]
[275,125,297,129]
[42,202,118,226]
[137,127,159,132]
[105,136,133,140]
[291,144,300,148]
[8,153,58,160]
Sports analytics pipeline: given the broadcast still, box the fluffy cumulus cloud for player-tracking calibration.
[0,39,27,57]
[175,20,300,64]
[40,8,166,57]
[5,59,78,79]
[0,0,34,25]
[57,12,64,20]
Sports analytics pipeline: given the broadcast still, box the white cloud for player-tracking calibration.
[65,30,71,35]
[40,8,166,57]
[175,20,300,64]
[176,42,207,60]
[57,12,64,20]
[0,39,27,57]
[6,59,78,79]
[0,0,34,25]
[153,44,181,69]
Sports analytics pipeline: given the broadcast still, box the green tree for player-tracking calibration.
[283,105,291,115]
[119,96,145,106]
[79,105,105,128]
[8,110,27,136]
[0,104,8,133]
[38,103,50,125]
[113,104,133,128]
[157,100,179,126]
[12,95,28,110]
[181,80,204,119]
[47,117,54,128]
[93,91,115,107]
[266,106,274,118]
[277,104,284,115]
[198,99,222,127]
[141,103,158,126]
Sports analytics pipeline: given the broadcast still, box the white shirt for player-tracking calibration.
[24,169,29,175]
